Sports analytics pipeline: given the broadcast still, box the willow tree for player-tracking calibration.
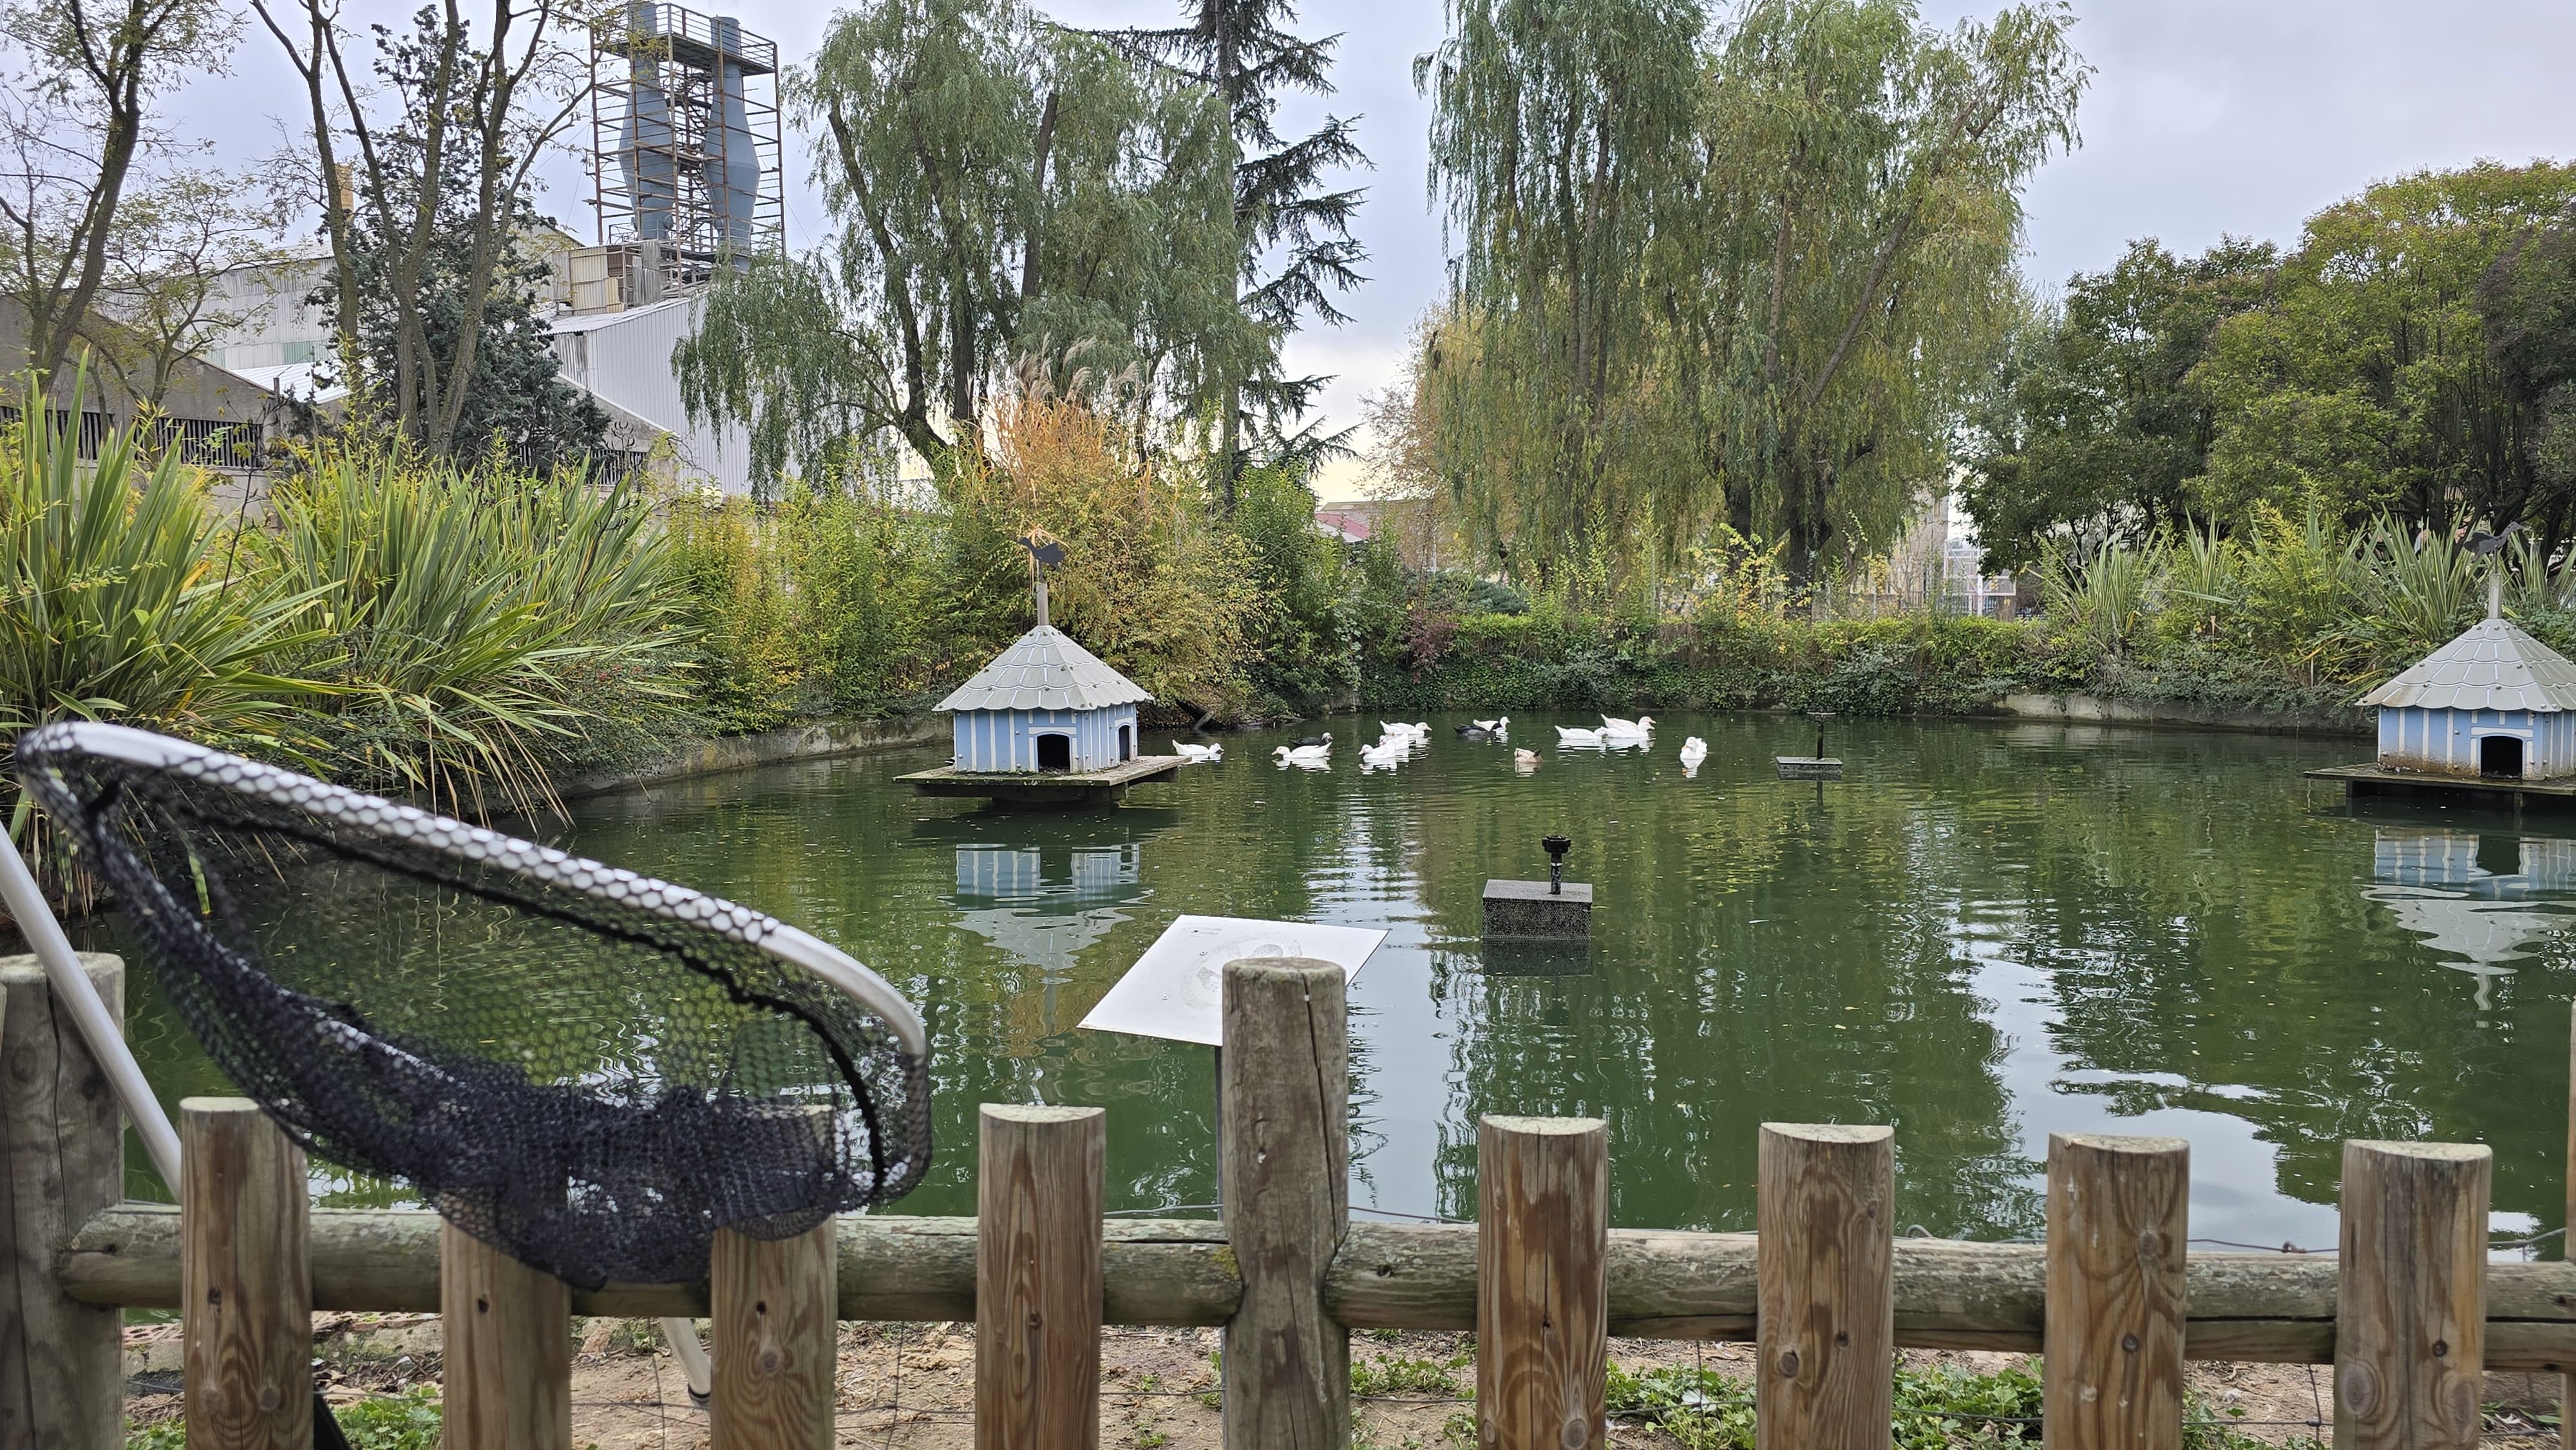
[1099,0,1368,505]
[1414,0,1706,598]
[1688,0,2086,578]
[674,0,1254,493]
[1416,0,2084,592]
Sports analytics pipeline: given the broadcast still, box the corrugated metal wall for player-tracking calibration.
[549,297,757,494]
[951,705,1139,772]
[2376,706,2576,778]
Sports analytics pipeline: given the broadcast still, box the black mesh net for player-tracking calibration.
[17,722,931,1289]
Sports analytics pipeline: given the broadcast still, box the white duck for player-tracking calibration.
[1513,748,1542,769]
[1555,725,1607,747]
[1678,736,1708,771]
[1358,738,1406,768]
[1273,741,1332,766]
[1472,716,1509,733]
[1381,720,1432,742]
[1173,740,1224,763]
[1601,713,1656,739]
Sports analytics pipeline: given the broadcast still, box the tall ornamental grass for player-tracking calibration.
[255,449,696,820]
[0,386,323,754]
[1,384,327,911]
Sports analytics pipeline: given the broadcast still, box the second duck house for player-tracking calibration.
[940,625,1151,771]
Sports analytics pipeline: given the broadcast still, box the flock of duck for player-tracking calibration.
[1171,716,1716,778]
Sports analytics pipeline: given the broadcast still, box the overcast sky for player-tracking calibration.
[160,0,2576,495]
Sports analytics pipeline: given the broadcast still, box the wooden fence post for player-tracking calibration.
[1756,1124,1893,1450]
[2336,1140,2490,1450]
[711,1217,840,1450]
[1220,957,1350,1450]
[2043,1133,2188,1450]
[1478,1116,1607,1450]
[441,1219,572,1449]
[182,1097,312,1450]
[1,954,126,1450]
[978,1104,1107,1450]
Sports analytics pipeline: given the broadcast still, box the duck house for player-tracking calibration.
[2309,586,2576,807]
[899,621,1184,807]
[942,625,1147,772]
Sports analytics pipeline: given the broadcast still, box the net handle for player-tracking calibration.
[0,820,182,1184]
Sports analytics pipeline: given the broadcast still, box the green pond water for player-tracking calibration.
[100,713,2576,1248]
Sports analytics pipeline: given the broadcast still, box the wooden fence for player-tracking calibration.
[5,953,2571,1450]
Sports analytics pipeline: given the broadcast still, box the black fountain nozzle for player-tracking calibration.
[1542,834,1573,894]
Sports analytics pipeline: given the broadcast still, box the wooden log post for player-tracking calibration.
[182,1097,312,1450]
[1477,1116,1608,1450]
[710,1216,840,1450]
[1756,1124,1894,1450]
[441,1221,572,1449]
[2043,1134,2188,1450]
[1220,957,1350,1450]
[978,1104,1108,1450]
[1,954,126,1450]
[2335,1140,2490,1450]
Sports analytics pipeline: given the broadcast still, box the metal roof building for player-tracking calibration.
[2359,601,2576,780]
[936,625,1151,773]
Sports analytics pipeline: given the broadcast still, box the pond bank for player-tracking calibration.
[1991,692,2369,738]
[561,715,946,799]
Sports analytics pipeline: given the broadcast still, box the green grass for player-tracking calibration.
[1603,1362,2306,1450]
[1350,1349,1471,1398]
[128,1386,445,1449]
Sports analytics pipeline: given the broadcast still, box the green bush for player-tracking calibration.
[0,381,323,758]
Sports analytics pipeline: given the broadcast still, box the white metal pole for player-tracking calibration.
[0,827,182,1184]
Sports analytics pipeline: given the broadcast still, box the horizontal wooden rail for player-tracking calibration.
[58,1205,2576,1370]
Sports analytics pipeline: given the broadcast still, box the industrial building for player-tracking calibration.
[143,4,786,493]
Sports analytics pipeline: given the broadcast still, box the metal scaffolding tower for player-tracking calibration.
[589,3,782,296]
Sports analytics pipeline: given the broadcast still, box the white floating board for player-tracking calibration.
[1079,914,1386,1046]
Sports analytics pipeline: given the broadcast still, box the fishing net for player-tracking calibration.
[17,722,931,1288]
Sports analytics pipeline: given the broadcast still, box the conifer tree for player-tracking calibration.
[1099,0,1368,507]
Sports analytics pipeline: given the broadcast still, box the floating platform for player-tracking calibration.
[1482,879,1593,939]
[1776,756,1844,781]
[2306,762,2576,811]
[899,755,1184,809]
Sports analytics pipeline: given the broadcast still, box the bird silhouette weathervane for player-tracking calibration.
[1018,532,1067,627]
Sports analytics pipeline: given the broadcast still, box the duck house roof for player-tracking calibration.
[936,625,1153,713]
[2358,614,2576,713]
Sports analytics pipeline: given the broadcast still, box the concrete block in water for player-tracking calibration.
[1482,878,1594,939]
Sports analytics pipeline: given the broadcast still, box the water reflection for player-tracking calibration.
[952,843,1142,982]
[2365,830,2576,1012]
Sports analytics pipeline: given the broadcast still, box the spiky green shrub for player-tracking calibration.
[254,447,694,819]
[1,384,327,911]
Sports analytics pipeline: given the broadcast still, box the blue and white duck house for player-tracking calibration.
[936,622,1151,773]
[2358,587,2576,781]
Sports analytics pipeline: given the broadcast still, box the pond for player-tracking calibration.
[104,713,2576,1250]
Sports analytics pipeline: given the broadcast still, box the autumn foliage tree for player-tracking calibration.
[942,395,1260,710]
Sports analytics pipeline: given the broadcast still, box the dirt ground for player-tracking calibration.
[118,1315,2566,1449]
